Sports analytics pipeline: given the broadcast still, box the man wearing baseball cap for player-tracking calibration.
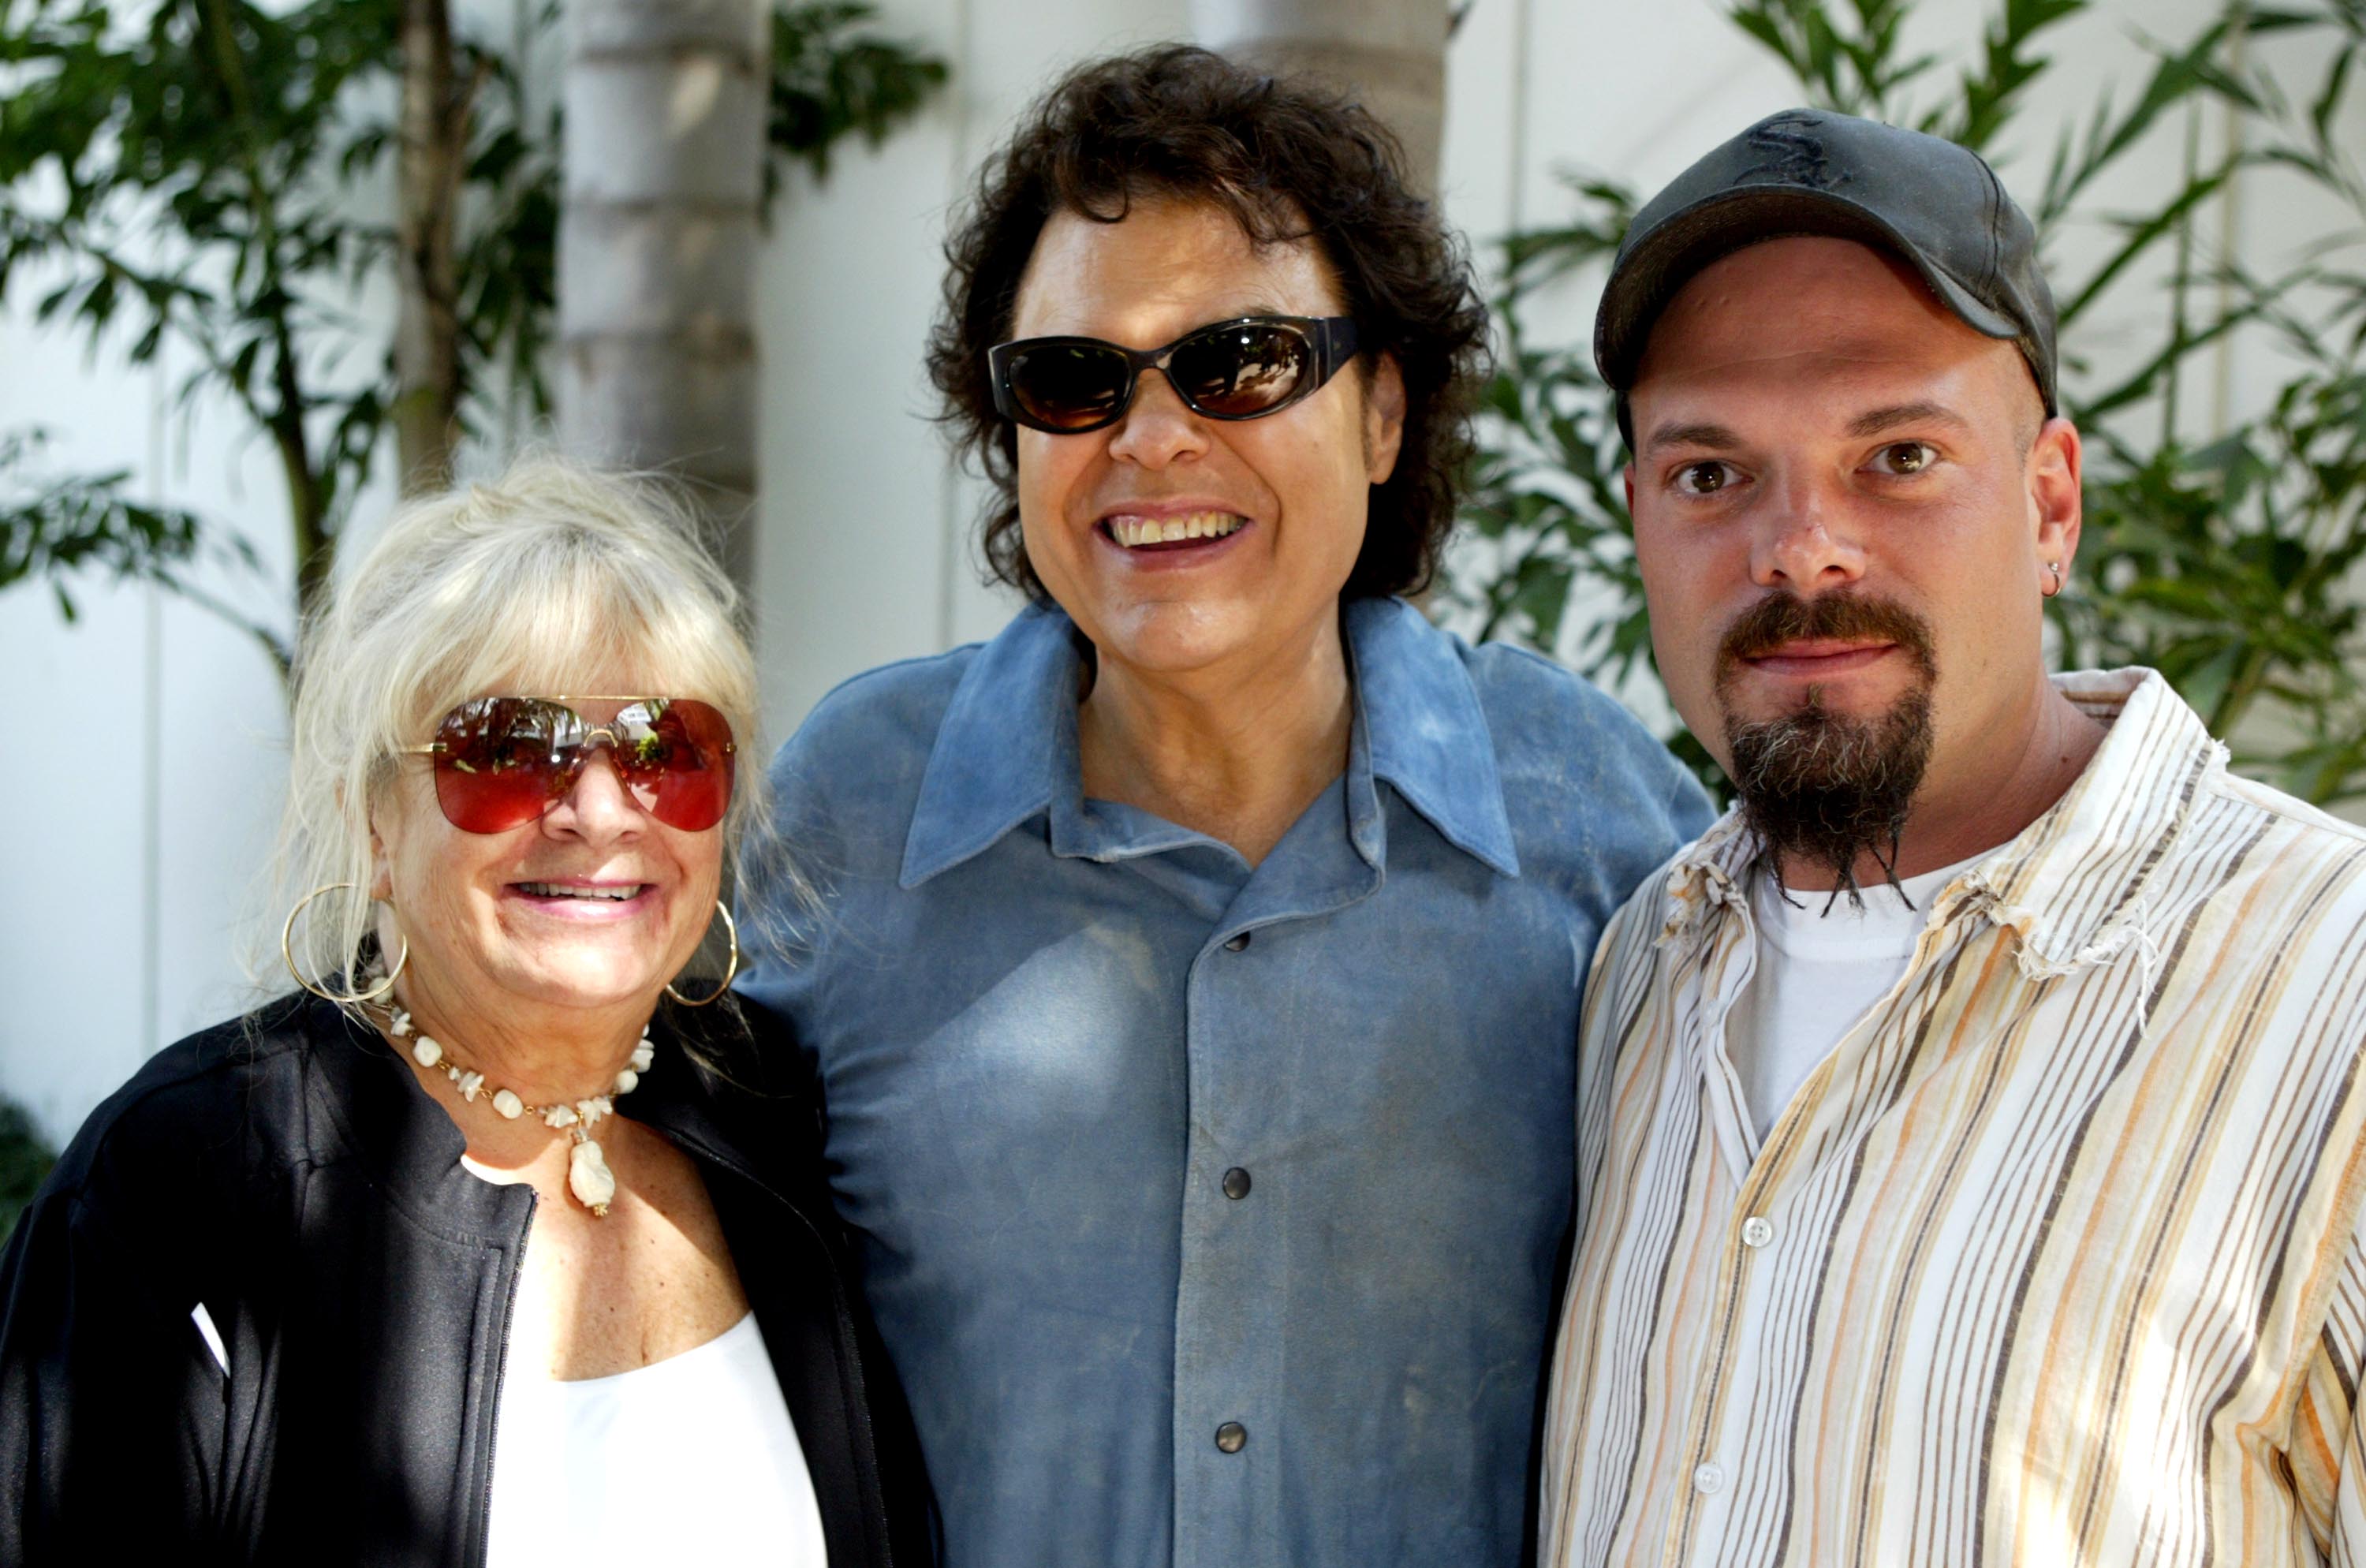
[1538,108,2366,1566]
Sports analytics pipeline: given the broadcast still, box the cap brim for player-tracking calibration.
[1595,186,2021,388]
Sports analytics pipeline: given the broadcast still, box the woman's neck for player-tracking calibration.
[1077,615,1353,867]
[388,973,647,1111]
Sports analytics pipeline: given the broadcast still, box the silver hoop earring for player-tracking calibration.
[2045,561,2064,595]
[282,882,406,1003]
[664,900,740,1007]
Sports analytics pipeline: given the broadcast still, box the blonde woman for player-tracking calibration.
[0,461,931,1564]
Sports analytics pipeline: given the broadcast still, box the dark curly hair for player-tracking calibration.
[925,44,1491,602]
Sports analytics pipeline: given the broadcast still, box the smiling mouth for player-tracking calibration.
[512,883,648,902]
[1101,510,1248,550]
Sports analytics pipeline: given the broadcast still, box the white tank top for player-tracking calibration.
[483,1312,828,1566]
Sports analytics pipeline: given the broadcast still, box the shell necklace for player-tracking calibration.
[377,1000,655,1217]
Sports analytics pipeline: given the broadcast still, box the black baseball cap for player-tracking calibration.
[1595,108,2058,428]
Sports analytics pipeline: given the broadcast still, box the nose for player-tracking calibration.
[1103,368,1211,469]
[540,743,644,843]
[1748,468,1865,592]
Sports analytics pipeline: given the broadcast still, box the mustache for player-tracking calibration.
[1715,591,1938,685]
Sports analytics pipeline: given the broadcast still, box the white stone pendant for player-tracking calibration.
[568,1137,618,1216]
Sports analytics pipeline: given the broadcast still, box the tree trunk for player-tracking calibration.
[558,0,767,587]
[1191,0,1451,193]
[394,0,468,494]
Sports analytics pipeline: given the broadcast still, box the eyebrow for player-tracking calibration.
[1640,401,1974,456]
[1640,421,1743,456]
[1843,401,1972,438]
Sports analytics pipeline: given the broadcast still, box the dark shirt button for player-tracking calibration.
[1215,1421,1248,1454]
[1222,1167,1252,1200]
[1224,931,1251,951]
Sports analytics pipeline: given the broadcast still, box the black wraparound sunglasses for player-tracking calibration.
[987,315,1360,435]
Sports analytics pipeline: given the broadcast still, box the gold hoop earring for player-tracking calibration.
[282,882,406,1003]
[664,900,740,1007]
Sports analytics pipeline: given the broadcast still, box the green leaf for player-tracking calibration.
[2056,156,2237,326]
[0,1096,57,1249]
[767,1,949,189]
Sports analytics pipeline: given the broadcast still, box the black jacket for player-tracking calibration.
[0,991,935,1566]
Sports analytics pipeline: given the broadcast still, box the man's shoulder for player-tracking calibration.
[1455,636,1667,753]
[2074,666,2366,889]
[766,641,988,821]
[786,644,984,763]
[2199,768,2366,901]
[1446,633,1716,849]
[2207,769,2366,852]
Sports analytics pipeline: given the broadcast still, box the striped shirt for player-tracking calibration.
[1541,667,2366,1568]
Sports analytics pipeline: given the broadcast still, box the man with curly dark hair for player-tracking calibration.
[741,44,1711,1567]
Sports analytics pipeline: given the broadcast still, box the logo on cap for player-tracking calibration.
[1740,110,1849,192]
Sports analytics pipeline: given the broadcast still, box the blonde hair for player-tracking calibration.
[266,456,781,1004]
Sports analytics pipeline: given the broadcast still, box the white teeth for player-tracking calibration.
[519,883,640,900]
[1107,510,1246,548]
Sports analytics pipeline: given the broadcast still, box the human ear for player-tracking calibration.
[2029,415,2083,594]
[1362,353,1407,486]
[365,801,396,902]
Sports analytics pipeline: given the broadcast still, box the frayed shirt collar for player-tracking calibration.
[1655,669,2222,978]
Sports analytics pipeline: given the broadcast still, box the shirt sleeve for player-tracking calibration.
[2303,1208,2366,1563]
[733,705,859,1049]
[0,1156,230,1555]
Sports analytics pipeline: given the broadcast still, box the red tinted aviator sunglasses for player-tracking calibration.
[401,696,737,834]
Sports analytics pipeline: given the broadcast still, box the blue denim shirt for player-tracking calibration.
[739,598,1711,1568]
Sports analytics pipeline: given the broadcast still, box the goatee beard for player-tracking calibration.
[1716,592,1939,912]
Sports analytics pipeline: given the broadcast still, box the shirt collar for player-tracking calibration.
[1964,668,2226,977]
[1655,668,2222,976]
[1345,597,1520,876]
[900,597,1519,887]
[901,601,1078,888]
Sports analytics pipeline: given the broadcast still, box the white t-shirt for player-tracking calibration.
[1722,855,1981,1143]
[483,1311,828,1567]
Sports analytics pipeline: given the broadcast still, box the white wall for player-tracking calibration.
[5,0,2357,1148]
[0,327,320,1139]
